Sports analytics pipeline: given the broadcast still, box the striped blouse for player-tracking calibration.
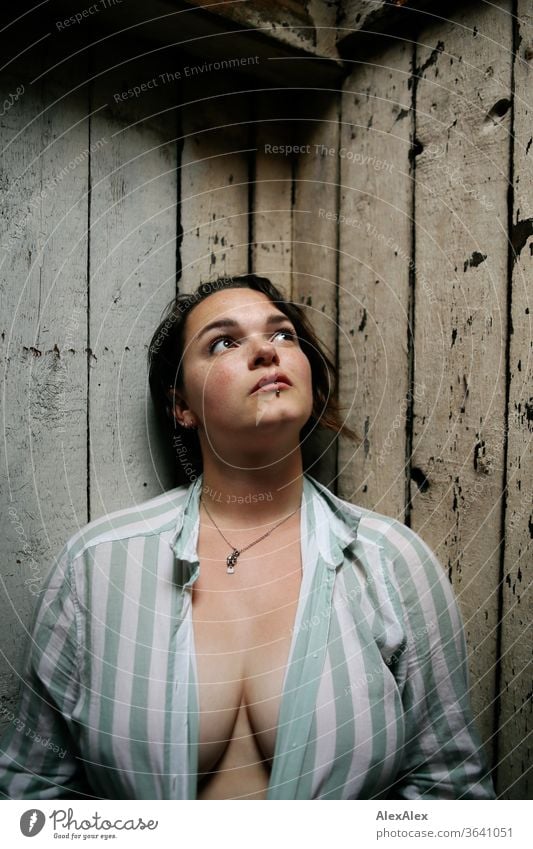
[0,473,495,800]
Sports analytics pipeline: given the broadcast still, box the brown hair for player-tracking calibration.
[148,274,359,483]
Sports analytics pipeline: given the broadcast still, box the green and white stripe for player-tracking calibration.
[0,474,495,799]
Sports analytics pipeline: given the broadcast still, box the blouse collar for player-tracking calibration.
[169,472,362,586]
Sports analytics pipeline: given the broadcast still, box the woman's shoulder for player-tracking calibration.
[62,482,192,564]
[307,475,446,583]
[314,482,460,638]
[307,475,433,553]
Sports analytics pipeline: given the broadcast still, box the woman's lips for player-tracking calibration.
[250,373,292,393]
[252,381,291,394]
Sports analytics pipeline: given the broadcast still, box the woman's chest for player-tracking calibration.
[191,534,303,774]
[73,534,408,798]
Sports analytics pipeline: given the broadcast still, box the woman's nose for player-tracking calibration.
[249,337,280,367]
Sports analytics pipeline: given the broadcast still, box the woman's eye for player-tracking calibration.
[208,328,297,355]
[274,329,297,343]
[208,336,236,355]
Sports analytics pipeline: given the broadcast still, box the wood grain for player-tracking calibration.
[251,89,292,295]
[411,1,512,755]
[88,41,178,517]
[181,72,250,291]
[0,37,89,728]
[497,0,533,800]
[337,41,413,516]
[292,90,343,488]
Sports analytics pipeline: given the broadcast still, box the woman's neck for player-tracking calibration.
[198,450,304,527]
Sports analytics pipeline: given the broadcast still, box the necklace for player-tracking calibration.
[200,494,300,574]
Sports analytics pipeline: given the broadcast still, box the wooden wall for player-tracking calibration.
[0,0,530,799]
[336,0,531,800]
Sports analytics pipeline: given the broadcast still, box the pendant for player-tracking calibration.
[226,549,239,574]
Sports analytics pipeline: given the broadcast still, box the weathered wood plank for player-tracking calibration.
[184,0,339,57]
[307,0,341,59]
[292,90,342,487]
[0,37,89,729]
[338,0,438,53]
[185,0,312,45]
[339,0,433,29]
[88,42,178,518]
[180,72,250,291]
[497,0,533,800]
[252,90,293,295]
[337,41,413,516]
[51,0,345,80]
[411,1,512,754]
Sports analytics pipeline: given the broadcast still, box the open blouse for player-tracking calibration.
[0,473,495,799]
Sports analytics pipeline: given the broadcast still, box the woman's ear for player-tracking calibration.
[167,387,198,430]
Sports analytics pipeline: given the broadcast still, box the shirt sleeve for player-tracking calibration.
[0,547,94,799]
[383,524,496,800]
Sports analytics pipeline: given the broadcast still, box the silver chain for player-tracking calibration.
[200,494,300,574]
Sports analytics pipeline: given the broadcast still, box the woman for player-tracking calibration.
[0,274,495,799]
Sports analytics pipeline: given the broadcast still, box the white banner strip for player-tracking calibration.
[2,799,528,848]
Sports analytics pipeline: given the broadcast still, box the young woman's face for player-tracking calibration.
[176,288,314,446]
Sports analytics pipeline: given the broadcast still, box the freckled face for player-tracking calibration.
[176,288,314,440]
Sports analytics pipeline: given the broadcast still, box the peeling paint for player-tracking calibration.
[394,107,410,123]
[411,466,430,493]
[511,218,533,260]
[473,439,487,472]
[417,40,445,77]
[464,251,487,271]
[484,98,511,126]
[409,138,424,160]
